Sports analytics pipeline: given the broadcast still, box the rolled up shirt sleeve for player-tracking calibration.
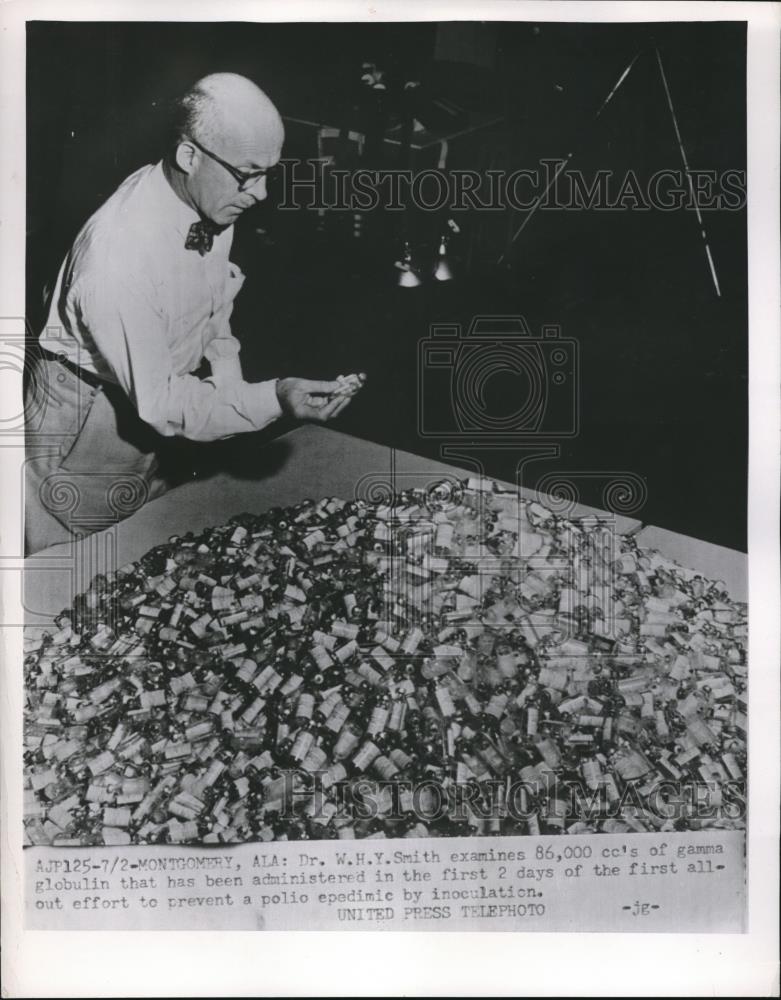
[203,262,247,385]
[204,333,245,386]
[76,270,283,442]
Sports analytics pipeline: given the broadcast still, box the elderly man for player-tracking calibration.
[26,73,363,554]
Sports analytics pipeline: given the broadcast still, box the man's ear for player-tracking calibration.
[174,140,198,175]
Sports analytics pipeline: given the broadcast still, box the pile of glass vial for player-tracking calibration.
[23,478,747,845]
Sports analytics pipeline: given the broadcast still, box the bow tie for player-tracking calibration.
[185,219,223,255]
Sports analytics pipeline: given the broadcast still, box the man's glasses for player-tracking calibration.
[186,136,278,192]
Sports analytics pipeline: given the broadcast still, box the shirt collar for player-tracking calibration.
[149,160,205,242]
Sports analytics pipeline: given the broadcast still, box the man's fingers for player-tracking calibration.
[329,395,352,418]
[283,374,365,420]
[304,393,330,409]
[294,374,367,397]
[317,394,352,421]
[295,378,342,395]
[317,398,345,420]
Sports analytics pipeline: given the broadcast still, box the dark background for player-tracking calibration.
[27,20,747,551]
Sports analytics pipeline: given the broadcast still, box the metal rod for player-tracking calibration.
[499,51,642,263]
[655,47,721,297]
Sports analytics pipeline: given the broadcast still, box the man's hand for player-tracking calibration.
[275,374,366,422]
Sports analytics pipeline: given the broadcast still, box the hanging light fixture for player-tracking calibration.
[433,235,453,282]
[395,241,422,287]
[433,218,460,282]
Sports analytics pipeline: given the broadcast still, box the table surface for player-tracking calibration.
[23,426,746,624]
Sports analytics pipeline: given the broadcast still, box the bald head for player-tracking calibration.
[172,73,284,152]
[167,73,284,226]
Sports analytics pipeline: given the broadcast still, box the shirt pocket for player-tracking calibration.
[211,262,246,336]
[225,262,246,300]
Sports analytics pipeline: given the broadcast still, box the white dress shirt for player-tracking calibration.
[39,161,283,442]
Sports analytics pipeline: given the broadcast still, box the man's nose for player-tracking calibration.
[245,175,267,202]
